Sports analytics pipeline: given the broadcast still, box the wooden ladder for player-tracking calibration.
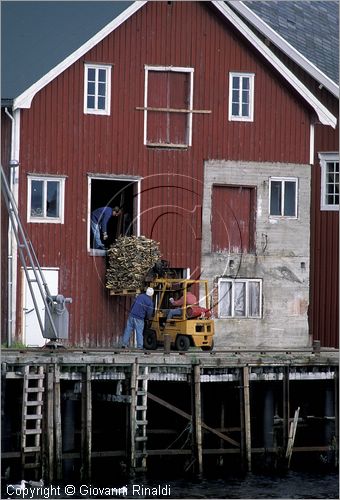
[21,365,45,478]
[131,364,149,472]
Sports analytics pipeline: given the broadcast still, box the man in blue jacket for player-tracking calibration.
[91,206,121,249]
[121,288,154,349]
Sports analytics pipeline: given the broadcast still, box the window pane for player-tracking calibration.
[47,181,60,218]
[98,96,106,110]
[219,282,232,317]
[30,180,43,217]
[87,68,95,81]
[242,90,249,104]
[284,181,296,216]
[98,82,106,96]
[242,77,249,90]
[232,102,239,116]
[87,82,95,95]
[232,76,240,89]
[98,69,106,82]
[232,89,239,103]
[242,103,249,117]
[248,282,260,317]
[270,181,282,215]
[87,96,95,109]
[234,282,245,316]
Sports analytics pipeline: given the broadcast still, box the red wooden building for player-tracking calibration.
[1,1,338,348]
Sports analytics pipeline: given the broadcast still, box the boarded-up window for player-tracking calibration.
[145,67,193,147]
[211,185,255,253]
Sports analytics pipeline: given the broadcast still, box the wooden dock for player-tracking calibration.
[1,347,338,482]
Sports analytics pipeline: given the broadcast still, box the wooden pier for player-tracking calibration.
[1,347,338,482]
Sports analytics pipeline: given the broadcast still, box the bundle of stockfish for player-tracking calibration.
[106,235,161,291]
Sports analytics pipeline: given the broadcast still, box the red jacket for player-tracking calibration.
[172,292,197,306]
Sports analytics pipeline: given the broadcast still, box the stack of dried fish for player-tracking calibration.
[106,235,161,291]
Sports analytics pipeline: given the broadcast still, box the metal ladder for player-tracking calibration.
[1,164,58,342]
[131,364,149,472]
[21,365,45,477]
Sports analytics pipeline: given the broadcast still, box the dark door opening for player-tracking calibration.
[89,178,136,250]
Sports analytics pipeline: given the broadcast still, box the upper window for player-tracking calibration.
[229,72,254,121]
[269,177,298,218]
[319,153,339,211]
[27,176,65,223]
[144,66,194,148]
[218,278,262,318]
[84,64,111,115]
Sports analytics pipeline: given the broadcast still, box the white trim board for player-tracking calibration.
[227,1,339,98]
[13,1,147,110]
[13,0,337,128]
[212,1,337,128]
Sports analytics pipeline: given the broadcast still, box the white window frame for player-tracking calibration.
[144,65,194,148]
[218,278,262,318]
[84,63,111,115]
[229,72,255,122]
[27,175,66,224]
[319,152,339,211]
[269,177,298,219]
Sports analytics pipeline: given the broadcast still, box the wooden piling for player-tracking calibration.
[239,369,246,472]
[54,364,62,481]
[81,365,92,481]
[243,366,252,472]
[283,366,290,447]
[130,361,137,472]
[46,365,54,483]
[193,364,203,477]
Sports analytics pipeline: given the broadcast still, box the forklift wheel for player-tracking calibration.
[143,329,157,350]
[175,335,190,352]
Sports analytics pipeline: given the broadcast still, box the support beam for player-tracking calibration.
[130,361,137,471]
[283,365,290,447]
[243,366,252,472]
[54,364,62,481]
[81,365,92,481]
[148,392,239,447]
[193,364,203,477]
[46,365,54,483]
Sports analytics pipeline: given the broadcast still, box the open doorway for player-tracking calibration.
[88,176,140,252]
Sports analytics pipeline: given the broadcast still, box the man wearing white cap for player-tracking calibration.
[121,287,154,349]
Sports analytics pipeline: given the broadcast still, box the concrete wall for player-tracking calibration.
[201,161,311,349]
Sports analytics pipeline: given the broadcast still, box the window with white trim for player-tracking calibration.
[229,72,254,121]
[218,278,262,318]
[84,64,111,115]
[269,177,298,218]
[319,153,339,210]
[28,176,65,223]
[144,66,194,148]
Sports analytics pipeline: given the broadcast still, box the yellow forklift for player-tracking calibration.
[143,278,214,351]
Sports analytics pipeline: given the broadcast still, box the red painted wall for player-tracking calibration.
[310,119,339,348]
[16,1,312,346]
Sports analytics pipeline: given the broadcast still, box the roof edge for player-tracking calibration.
[227,1,339,97]
[212,1,337,128]
[13,1,147,110]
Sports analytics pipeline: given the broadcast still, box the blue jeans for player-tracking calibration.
[91,220,105,249]
[122,316,145,348]
[167,308,183,321]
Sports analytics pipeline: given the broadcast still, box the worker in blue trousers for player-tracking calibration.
[121,287,154,349]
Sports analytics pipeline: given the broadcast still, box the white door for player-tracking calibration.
[23,268,59,347]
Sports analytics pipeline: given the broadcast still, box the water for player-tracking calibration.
[4,472,338,499]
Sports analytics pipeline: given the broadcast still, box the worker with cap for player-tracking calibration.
[90,206,121,250]
[121,287,154,349]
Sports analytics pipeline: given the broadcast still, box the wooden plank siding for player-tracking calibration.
[311,121,339,348]
[16,1,312,346]
[1,111,12,343]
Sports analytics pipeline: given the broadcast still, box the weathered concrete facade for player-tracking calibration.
[201,161,311,349]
